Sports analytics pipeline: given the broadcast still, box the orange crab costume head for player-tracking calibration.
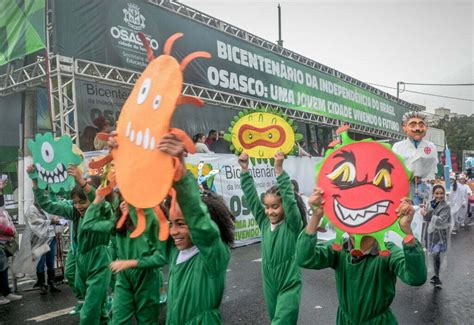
[90,32,211,239]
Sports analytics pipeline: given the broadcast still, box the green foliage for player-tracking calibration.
[434,115,474,168]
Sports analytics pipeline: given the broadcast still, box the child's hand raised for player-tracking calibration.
[396,198,415,242]
[238,152,250,172]
[307,186,325,234]
[107,131,118,150]
[158,134,186,161]
[274,151,285,176]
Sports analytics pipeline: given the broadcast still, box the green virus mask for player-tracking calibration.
[28,133,82,193]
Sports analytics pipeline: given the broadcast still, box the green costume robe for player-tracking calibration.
[241,171,302,324]
[112,206,166,325]
[296,232,427,324]
[166,171,230,325]
[33,187,94,301]
[76,201,115,324]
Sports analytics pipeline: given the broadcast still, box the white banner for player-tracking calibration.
[83,151,421,248]
[185,154,320,246]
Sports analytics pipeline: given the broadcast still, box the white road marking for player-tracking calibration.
[252,258,262,262]
[26,307,74,322]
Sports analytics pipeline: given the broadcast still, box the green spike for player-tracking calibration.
[224,134,232,142]
[263,158,268,164]
[230,121,236,126]
[269,158,275,166]
[295,133,303,141]
[238,111,244,117]
[257,158,262,164]
[250,157,256,165]
[228,127,233,133]
[229,144,235,151]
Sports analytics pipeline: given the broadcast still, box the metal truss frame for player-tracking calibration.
[0,0,407,142]
[48,55,79,141]
[150,0,423,112]
[0,56,403,141]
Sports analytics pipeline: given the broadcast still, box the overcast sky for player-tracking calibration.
[182,0,473,115]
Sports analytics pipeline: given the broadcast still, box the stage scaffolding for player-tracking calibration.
[0,0,421,142]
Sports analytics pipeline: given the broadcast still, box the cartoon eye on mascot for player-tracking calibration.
[89,32,211,240]
[316,125,414,256]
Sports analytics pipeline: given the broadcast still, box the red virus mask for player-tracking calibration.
[316,125,412,256]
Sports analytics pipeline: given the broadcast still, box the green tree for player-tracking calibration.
[434,115,474,170]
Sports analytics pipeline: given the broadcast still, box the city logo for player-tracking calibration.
[122,3,145,30]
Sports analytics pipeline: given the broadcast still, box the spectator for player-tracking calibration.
[13,202,62,295]
[93,116,111,150]
[210,130,232,154]
[193,133,213,153]
[80,126,98,152]
[205,130,217,148]
[0,180,22,305]
[309,142,323,157]
[298,141,311,157]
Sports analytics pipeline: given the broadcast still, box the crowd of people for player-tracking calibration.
[0,127,472,323]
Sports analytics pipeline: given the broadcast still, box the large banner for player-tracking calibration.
[0,0,45,66]
[54,0,409,135]
[76,80,130,130]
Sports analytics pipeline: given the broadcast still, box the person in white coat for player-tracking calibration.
[393,111,438,205]
[449,174,472,235]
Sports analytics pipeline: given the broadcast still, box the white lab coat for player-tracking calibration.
[393,138,438,180]
[449,183,471,225]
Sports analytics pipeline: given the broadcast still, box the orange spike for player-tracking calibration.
[96,132,111,141]
[137,32,155,62]
[97,185,113,197]
[153,206,170,241]
[169,128,196,154]
[130,208,146,238]
[328,139,340,148]
[180,51,211,71]
[336,124,350,134]
[163,33,183,55]
[116,203,129,229]
[176,95,204,107]
[169,188,177,218]
[88,154,113,169]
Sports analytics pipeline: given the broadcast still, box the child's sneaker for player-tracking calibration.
[4,293,22,301]
[0,296,10,305]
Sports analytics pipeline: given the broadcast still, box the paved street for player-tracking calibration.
[1,225,473,324]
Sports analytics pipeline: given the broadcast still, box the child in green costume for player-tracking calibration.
[105,134,169,324]
[27,164,91,314]
[159,134,234,325]
[297,187,427,324]
[238,152,303,324]
[75,186,116,324]
[108,203,166,325]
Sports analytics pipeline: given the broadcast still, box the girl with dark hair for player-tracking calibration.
[26,164,96,319]
[421,184,452,288]
[73,185,116,324]
[291,179,308,228]
[238,151,302,324]
[158,134,233,324]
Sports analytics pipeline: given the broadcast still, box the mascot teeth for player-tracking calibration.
[125,122,154,150]
[334,197,390,226]
[37,163,68,184]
